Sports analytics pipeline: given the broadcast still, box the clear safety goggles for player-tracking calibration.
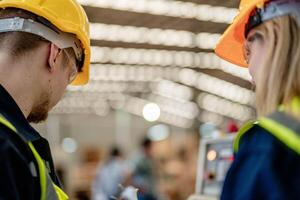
[62,49,79,83]
[245,0,300,37]
[0,17,83,69]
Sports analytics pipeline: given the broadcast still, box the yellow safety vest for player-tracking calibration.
[0,114,68,200]
[234,110,300,155]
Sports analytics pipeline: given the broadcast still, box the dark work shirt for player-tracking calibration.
[0,84,60,200]
[221,125,300,200]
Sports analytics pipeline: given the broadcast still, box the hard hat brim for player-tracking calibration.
[71,53,90,85]
[215,0,263,68]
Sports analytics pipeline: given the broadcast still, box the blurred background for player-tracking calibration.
[32,0,256,199]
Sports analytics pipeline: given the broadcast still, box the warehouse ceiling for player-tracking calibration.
[52,0,256,128]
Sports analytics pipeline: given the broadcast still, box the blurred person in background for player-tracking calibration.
[72,148,102,200]
[92,146,131,200]
[215,0,300,199]
[131,137,157,200]
[0,0,90,199]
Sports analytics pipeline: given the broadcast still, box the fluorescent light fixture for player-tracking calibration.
[91,47,251,81]
[52,93,111,116]
[90,23,221,49]
[78,0,238,24]
[147,93,199,120]
[151,79,194,102]
[198,110,225,126]
[88,64,168,82]
[195,73,255,106]
[197,93,255,121]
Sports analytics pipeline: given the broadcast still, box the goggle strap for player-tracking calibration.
[245,0,300,37]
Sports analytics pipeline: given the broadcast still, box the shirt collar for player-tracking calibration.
[0,84,41,141]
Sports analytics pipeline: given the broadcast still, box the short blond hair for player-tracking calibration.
[254,15,300,117]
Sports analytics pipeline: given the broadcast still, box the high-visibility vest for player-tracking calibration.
[0,114,68,200]
[234,111,300,155]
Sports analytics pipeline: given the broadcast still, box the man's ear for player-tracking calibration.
[47,43,60,72]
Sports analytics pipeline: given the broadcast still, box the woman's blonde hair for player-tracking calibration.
[255,15,300,116]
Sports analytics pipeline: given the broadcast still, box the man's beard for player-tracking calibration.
[27,93,50,123]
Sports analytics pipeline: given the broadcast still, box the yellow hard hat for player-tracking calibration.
[215,0,268,67]
[0,0,90,85]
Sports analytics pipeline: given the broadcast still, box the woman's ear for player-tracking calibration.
[47,43,61,72]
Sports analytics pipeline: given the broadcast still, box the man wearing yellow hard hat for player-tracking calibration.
[0,0,90,199]
[216,0,300,199]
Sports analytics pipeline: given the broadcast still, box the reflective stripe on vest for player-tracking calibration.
[0,114,68,200]
[234,111,300,155]
[233,120,257,152]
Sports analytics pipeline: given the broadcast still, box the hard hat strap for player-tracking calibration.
[245,0,300,37]
[0,17,83,63]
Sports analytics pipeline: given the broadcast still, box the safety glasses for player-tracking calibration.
[61,49,79,84]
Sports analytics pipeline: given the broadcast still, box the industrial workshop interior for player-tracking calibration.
[32,0,254,199]
[0,0,300,200]
[24,0,258,199]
